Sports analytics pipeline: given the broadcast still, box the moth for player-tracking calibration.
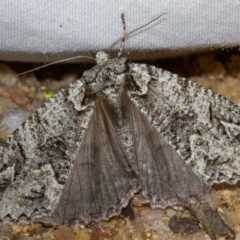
[0,14,237,240]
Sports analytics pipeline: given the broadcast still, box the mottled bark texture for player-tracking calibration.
[0,51,237,239]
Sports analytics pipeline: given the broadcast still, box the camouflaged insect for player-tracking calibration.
[0,15,238,240]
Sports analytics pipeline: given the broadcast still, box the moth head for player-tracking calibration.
[95,51,109,65]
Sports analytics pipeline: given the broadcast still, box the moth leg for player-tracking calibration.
[188,202,235,240]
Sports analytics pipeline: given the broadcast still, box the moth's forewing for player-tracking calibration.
[129,63,240,185]
[0,82,93,221]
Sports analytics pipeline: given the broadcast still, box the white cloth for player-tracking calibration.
[0,0,240,62]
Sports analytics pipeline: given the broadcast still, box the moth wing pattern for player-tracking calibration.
[128,63,240,185]
[0,53,141,224]
[126,93,208,208]
[0,49,239,236]
[52,95,139,224]
[0,79,94,221]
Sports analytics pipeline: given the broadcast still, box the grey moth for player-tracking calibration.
[0,14,238,240]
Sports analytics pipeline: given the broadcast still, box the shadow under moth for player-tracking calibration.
[0,14,238,240]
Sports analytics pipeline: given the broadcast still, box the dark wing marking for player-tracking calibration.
[128,63,240,185]
[52,95,139,224]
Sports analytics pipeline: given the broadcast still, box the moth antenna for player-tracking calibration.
[118,13,127,57]
[109,12,168,56]
[3,55,95,83]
